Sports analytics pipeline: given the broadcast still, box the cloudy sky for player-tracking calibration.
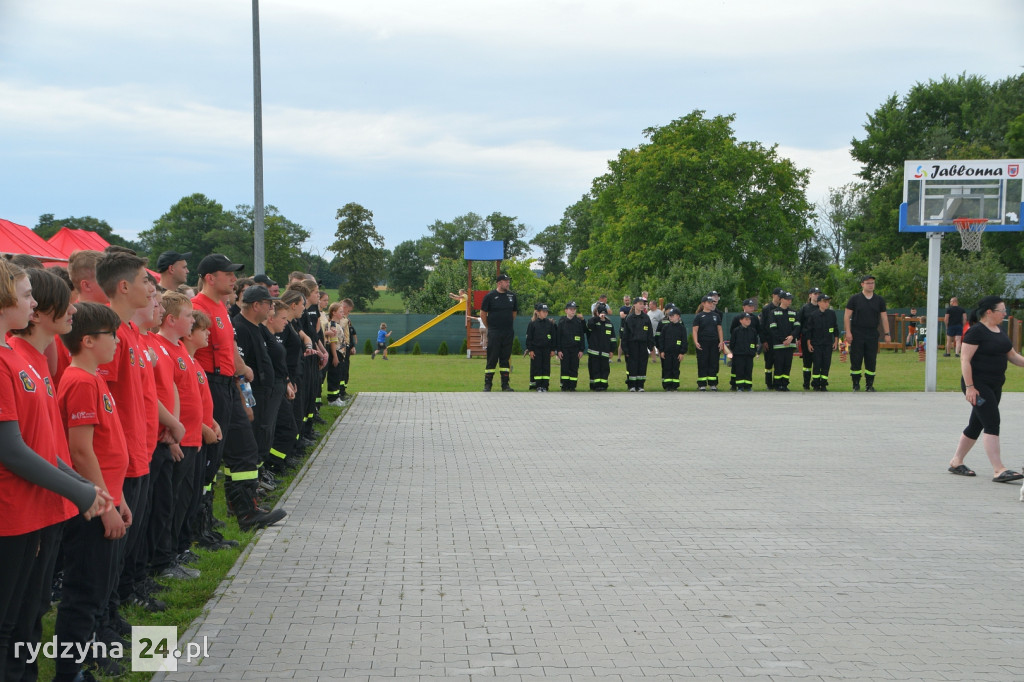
[0,0,1020,256]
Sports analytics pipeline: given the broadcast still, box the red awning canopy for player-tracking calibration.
[0,219,70,263]
[47,226,112,255]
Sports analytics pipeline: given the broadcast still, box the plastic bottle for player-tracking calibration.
[239,379,256,408]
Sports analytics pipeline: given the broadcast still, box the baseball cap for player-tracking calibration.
[534,303,549,312]
[241,286,278,304]
[818,293,832,301]
[701,295,713,303]
[595,303,609,314]
[780,291,794,300]
[565,301,577,309]
[707,290,720,297]
[496,273,510,282]
[636,296,649,303]
[667,307,681,316]
[860,274,876,283]
[156,251,191,272]
[808,287,822,294]
[772,287,784,296]
[739,312,754,319]
[197,254,244,277]
[253,273,277,287]
[742,298,756,307]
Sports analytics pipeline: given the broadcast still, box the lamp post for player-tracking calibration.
[252,0,265,274]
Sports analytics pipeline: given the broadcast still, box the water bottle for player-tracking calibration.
[239,379,256,408]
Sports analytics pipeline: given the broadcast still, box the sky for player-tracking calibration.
[0,0,1021,258]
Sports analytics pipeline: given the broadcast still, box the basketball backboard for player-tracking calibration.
[899,159,1024,232]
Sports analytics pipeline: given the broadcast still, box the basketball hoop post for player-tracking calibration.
[925,233,943,392]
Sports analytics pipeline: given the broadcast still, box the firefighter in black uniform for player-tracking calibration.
[586,303,615,390]
[768,291,800,391]
[797,288,821,389]
[844,274,890,392]
[806,293,840,391]
[729,312,760,391]
[658,306,688,391]
[760,288,782,389]
[526,303,556,391]
[693,296,724,391]
[480,273,519,391]
[621,296,655,391]
[556,301,587,391]
[729,298,760,390]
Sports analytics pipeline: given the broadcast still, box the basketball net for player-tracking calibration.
[953,218,988,252]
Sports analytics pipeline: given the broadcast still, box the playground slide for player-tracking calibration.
[388,300,467,348]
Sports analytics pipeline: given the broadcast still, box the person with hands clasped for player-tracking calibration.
[526,303,556,392]
[556,301,587,391]
[947,296,1024,483]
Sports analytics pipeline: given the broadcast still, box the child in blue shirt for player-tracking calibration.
[372,324,392,360]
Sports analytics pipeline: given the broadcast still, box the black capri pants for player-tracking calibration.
[962,377,1003,438]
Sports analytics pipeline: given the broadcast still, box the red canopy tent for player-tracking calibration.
[47,226,111,255]
[0,219,69,263]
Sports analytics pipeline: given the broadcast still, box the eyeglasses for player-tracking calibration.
[88,330,118,339]
[993,308,1008,314]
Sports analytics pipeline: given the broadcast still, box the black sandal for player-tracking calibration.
[992,470,1023,483]
[948,465,976,477]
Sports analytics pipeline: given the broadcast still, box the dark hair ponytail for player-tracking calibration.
[969,295,1004,324]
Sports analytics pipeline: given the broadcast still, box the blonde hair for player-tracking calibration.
[0,260,27,309]
[160,291,192,324]
[190,309,211,332]
[327,302,344,318]
[68,250,104,292]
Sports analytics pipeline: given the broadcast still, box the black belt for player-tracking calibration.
[206,373,235,386]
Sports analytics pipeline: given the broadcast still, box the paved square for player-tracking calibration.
[167,392,1024,681]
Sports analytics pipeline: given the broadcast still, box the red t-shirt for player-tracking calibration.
[146,332,177,415]
[53,335,72,391]
[97,321,150,478]
[58,367,129,506]
[153,334,203,448]
[0,344,78,536]
[191,293,235,376]
[136,331,161,458]
[196,362,214,428]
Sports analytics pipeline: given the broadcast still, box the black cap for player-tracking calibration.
[701,295,713,303]
[595,303,609,314]
[667,307,681,316]
[156,251,191,272]
[818,293,832,301]
[565,301,577,309]
[496,273,510,282]
[241,286,278,304]
[780,291,793,300]
[707,290,720,297]
[860,274,876,283]
[636,296,649,303]
[534,303,549,312]
[197,254,244,277]
[742,298,756,307]
[808,287,822,294]
[253,273,277,287]
[739,311,754,320]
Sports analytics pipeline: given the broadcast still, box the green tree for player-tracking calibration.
[329,203,387,310]
[573,111,813,285]
[530,223,568,276]
[869,251,928,308]
[232,205,311,282]
[815,183,861,265]
[485,212,530,259]
[848,73,1024,271]
[138,194,244,276]
[388,239,430,297]
[422,212,487,263]
[34,214,138,250]
[940,251,1011,305]
[654,260,746,313]
[300,250,341,289]
[406,258,490,314]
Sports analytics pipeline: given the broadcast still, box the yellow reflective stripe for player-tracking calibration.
[270,448,288,460]
[231,470,259,481]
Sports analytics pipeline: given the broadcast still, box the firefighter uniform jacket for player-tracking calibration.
[526,317,557,353]
[806,308,840,347]
[586,315,616,355]
[233,313,276,387]
[730,313,762,344]
[556,315,587,355]
[797,302,817,340]
[729,324,760,357]
[768,307,800,348]
[658,319,689,356]
[621,311,655,351]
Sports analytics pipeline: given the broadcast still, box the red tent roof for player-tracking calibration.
[0,219,69,263]
[47,226,111,255]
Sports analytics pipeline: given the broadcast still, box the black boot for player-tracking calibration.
[232,481,287,532]
[483,375,493,392]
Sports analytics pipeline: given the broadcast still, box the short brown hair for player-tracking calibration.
[190,309,211,332]
[287,280,314,298]
[160,291,192,324]
[68,250,104,292]
[7,253,44,270]
[0,260,26,309]
[96,250,148,297]
[10,268,72,336]
[60,301,121,354]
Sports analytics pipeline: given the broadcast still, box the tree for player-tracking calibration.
[232,205,311,282]
[34,214,138,250]
[530,223,568,276]
[388,239,430,297]
[328,203,387,310]
[485,212,530,259]
[848,73,1024,271]
[815,184,861,265]
[406,258,490,315]
[573,111,813,286]
[422,212,487,263]
[138,194,244,276]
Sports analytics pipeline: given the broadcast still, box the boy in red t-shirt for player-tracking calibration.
[54,302,132,681]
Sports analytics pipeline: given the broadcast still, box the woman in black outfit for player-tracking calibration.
[947,296,1024,483]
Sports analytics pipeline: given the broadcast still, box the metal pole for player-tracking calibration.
[924,232,943,391]
[252,0,265,275]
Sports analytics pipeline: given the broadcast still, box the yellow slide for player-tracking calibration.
[388,300,466,348]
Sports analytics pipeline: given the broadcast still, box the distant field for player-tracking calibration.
[343,349,1024,393]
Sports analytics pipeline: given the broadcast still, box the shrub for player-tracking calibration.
[511,337,522,355]
[363,339,373,355]
[437,340,449,356]
[412,342,422,355]
[459,337,468,354]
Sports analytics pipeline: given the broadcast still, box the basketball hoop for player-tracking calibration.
[953,218,989,252]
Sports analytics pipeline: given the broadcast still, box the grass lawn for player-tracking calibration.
[351,348,1024,393]
[363,290,405,313]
